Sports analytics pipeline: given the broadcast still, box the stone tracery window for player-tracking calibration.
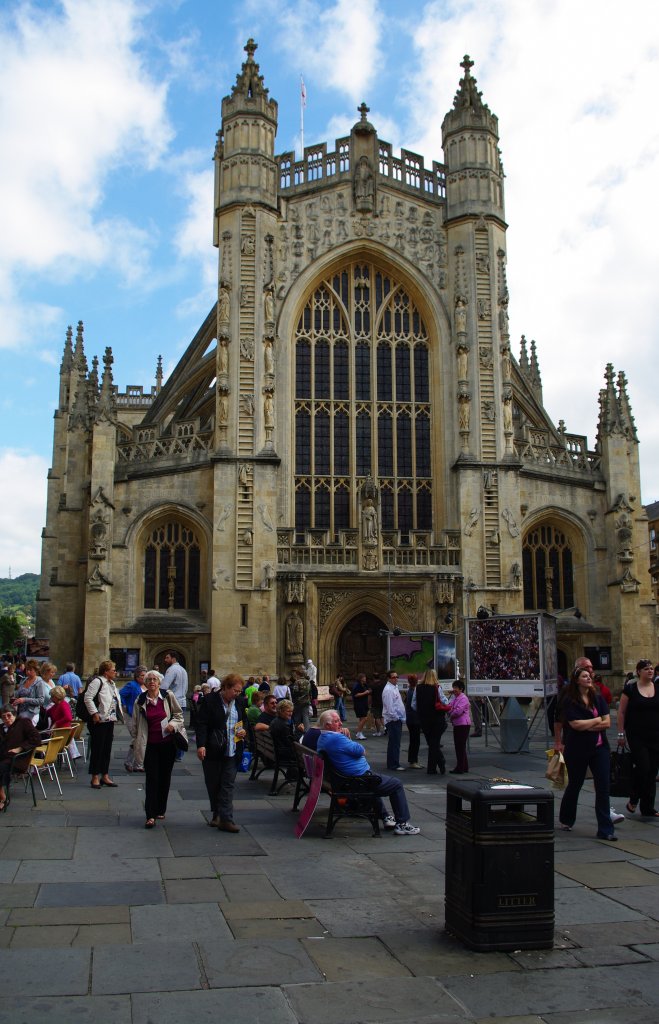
[523,523,575,612]
[143,520,201,610]
[294,262,432,540]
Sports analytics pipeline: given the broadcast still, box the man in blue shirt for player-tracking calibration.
[317,710,420,836]
[59,662,82,697]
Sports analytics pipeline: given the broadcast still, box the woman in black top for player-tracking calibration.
[558,667,615,840]
[617,659,659,816]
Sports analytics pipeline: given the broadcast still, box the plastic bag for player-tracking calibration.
[545,748,568,789]
[238,749,252,773]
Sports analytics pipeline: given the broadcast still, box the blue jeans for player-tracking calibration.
[374,773,410,823]
[385,719,403,769]
[560,742,612,836]
[334,697,346,722]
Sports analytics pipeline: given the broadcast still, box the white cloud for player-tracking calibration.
[173,166,217,318]
[0,450,48,576]
[260,0,384,103]
[403,0,659,499]
[0,0,173,348]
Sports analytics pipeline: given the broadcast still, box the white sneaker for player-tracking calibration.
[383,815,396,829]
[610,809,625,824]
[408,763,423,769]
[355,732,366,740]
[395,766,406,771]
[394,821,421,836]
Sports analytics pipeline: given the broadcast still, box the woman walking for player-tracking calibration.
[558,666,616,840]
[85,659,123,790]
[133,670,185,828]
[617,659,659,817]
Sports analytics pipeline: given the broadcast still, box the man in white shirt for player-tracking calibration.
[382,670,407,771]
[162,652,189,760]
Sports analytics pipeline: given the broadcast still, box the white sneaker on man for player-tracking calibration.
[383,815,396,829]
[355,732,366,740]
[610,809,625,824]
[394,822,421,836]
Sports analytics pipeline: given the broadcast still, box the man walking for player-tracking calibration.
[162,652,188,760]
[382,669,406,770]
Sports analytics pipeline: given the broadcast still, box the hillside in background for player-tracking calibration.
[0,574,40,618]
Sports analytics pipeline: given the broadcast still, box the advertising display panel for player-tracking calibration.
[465,613,557,698]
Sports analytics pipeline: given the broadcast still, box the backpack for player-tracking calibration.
[75,678,103,723]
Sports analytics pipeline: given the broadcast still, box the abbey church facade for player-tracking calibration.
[37,42,656,685]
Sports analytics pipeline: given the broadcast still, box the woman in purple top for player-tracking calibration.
[133,671,184,828]
[448,680,471,774]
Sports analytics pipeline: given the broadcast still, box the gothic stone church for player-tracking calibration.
[38,43,656,686]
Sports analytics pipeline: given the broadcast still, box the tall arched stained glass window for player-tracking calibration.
[143,521,201,610]
[523,523,576,612]
[294,260,433,538]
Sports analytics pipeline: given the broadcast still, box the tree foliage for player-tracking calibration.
[0,574,39,619]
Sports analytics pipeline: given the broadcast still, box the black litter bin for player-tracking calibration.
[445,780,554,951]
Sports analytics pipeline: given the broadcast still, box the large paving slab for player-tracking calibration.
[35,880,164,907]
[91,939,203,994]
[10,994,131,1024]
[1,827,76,859]
[555,861,659,887]
[282,976,468,1024]
[300,935,413,980]
[131,987,298,1024]
[0,947,92,996]
[199,937,323,987]
[131,901,233,941]
[306,895,435,936]
[15,855,162,882]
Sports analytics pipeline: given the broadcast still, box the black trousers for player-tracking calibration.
[406,722,421,764]
[628,736,659,815]
[419,715,446,773]
[88,721,114,776]
[144,740,177,819]
[202,754,239,822]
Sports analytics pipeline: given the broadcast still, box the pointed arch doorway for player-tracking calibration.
[337,612,387,681]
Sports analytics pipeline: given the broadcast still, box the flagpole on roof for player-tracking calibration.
[300,74,306,160]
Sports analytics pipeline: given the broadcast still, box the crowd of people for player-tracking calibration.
[4,648,657,841]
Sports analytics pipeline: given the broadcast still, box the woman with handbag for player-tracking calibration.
[558,667,617,840]
[415,669,449,775]
[12,659,49,725]
[133,670,185,828]
[617,659,659,817]
[85,659,123,790]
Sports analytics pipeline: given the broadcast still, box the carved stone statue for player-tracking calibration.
[361,498,378,545]
[218,338,229,375]
[264,339,274,376]
[218,393,229,425]
[354,156,374,212]
[219,286,230,323]
[286,609,304,654]
[458,394,470,432]
[264,286,274,323]
[511,562,522,588]
[464,507,480,537]
[260,563,275,590]
[455,296,467,334]
[264,392,274,429]
[457,344,469,381]
[503,395,513,433]
[500,342,511,382]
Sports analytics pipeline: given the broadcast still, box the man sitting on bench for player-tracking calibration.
[316,710,421,836]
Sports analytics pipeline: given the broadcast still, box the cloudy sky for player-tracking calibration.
[2,0,658,576]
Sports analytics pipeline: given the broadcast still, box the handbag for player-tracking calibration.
[545,748,568,789]
[208,727,228,756]
[610,743,633,797]
[173,727,189,752]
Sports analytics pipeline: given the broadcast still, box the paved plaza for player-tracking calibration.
[2,713,659,1023]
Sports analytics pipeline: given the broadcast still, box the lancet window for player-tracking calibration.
[294,262,432,540]
[523,524,575,612]
[143,521,201,610]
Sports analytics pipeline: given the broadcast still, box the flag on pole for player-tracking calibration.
[300,75,307,107]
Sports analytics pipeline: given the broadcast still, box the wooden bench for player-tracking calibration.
[292,743,381,837]
[249,730,298,796]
